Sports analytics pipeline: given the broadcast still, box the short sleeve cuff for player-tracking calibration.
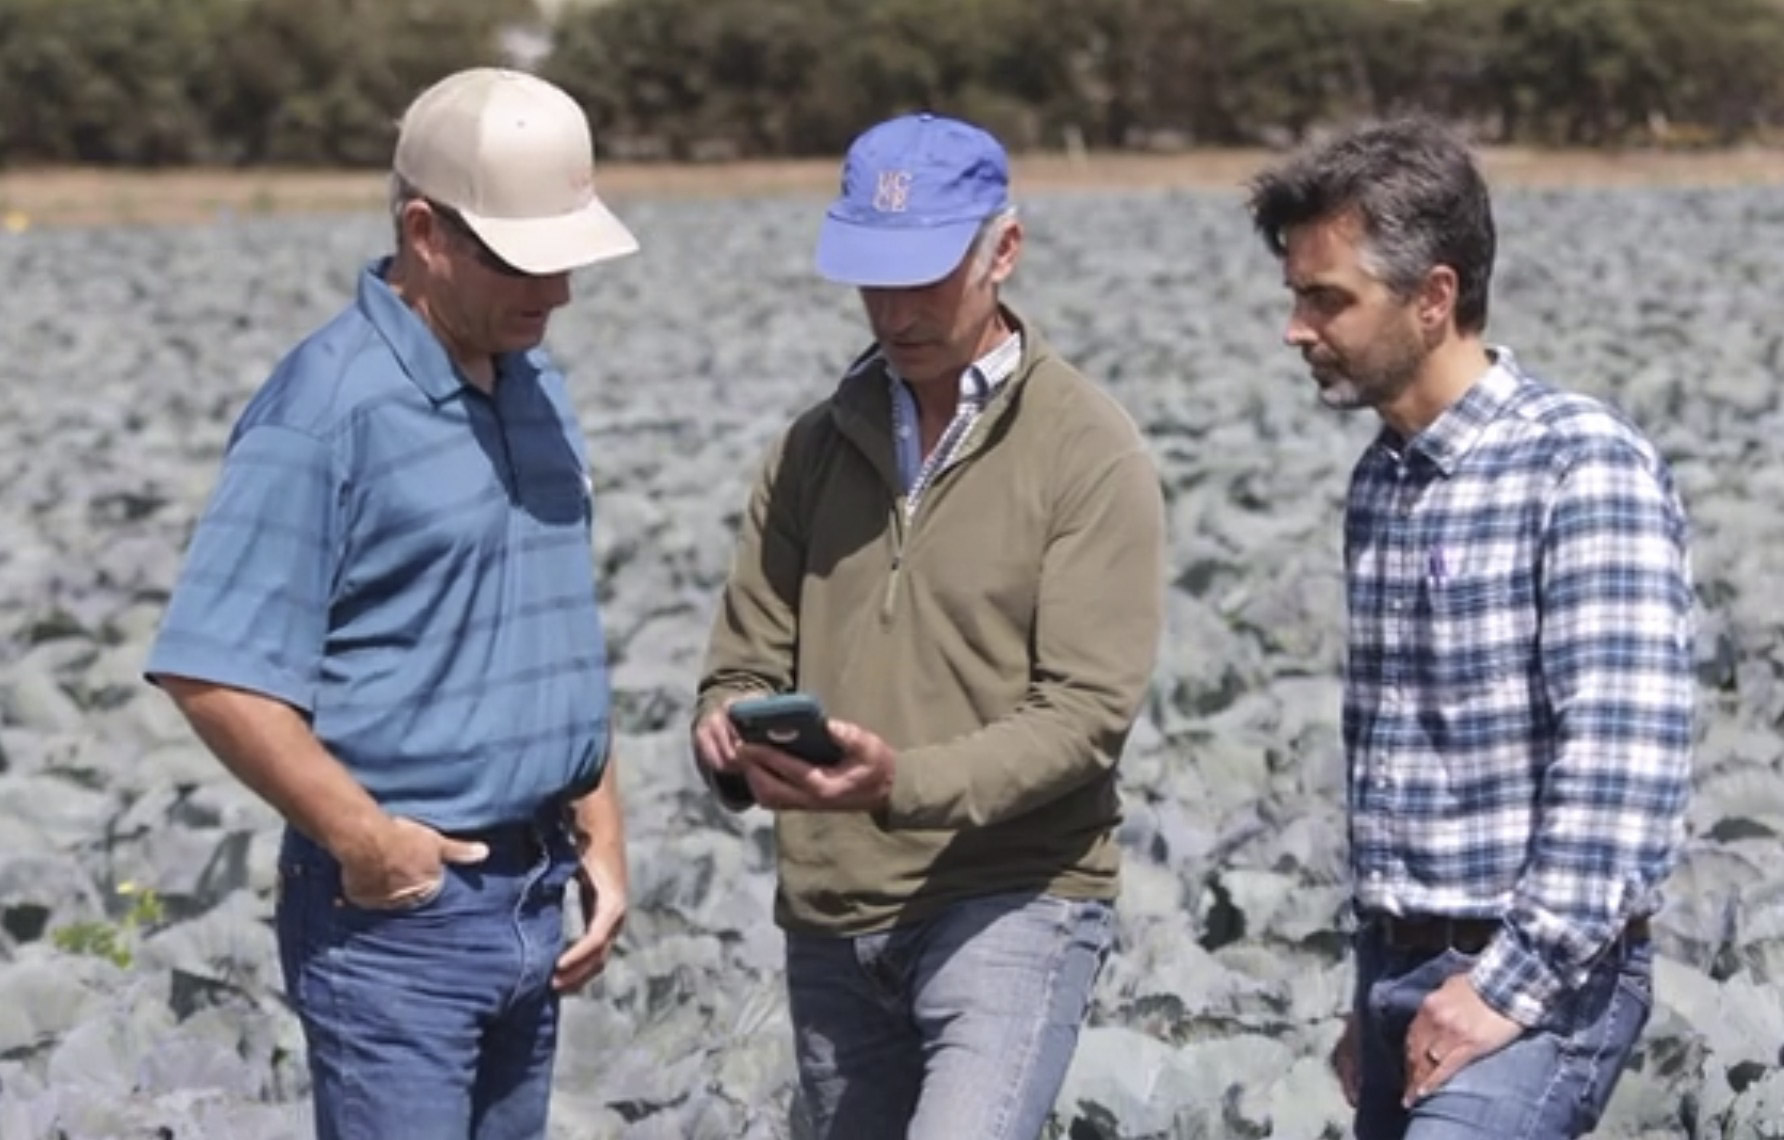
[145,635,315,715]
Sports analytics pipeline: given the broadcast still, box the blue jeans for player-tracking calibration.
[786,891,1115,1140]
[1353,924,1654,1139]
[275,815,578,1140]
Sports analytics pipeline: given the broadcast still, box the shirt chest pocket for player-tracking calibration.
[1421,570,1533,697]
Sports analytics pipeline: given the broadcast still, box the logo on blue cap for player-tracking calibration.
[816,112,1010,288]
[873,170,914,214]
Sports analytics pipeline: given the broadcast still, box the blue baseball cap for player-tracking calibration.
[816,112,1010,288]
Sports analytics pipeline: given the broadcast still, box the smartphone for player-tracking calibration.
[728,692,843,767]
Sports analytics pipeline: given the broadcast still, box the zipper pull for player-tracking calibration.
[882,554,901,620]
[883,501,905,620]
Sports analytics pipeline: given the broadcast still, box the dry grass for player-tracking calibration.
[4,148,1784,229]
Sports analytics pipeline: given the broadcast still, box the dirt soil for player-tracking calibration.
[4,149,1784,228]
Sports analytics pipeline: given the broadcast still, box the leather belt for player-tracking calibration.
[1369,913,1650,956]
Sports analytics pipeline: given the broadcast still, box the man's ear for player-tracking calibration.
[400,198,447,266]
[1418,264,1459,332]
[987,218,1023,286]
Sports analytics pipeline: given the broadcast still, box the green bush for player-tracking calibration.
[0,0,236,165]
[1,0,1781,166]
[1632,0,1784,144]
[210,0,529,165]
[544,0,1784,155]
[0,0,526,167]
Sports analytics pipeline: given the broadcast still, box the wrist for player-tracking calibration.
[315,804,393,865]
[1467,935,1550,1029]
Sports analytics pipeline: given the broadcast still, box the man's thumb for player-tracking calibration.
[440,838,489,865]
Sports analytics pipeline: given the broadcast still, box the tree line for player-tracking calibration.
[2,0,1781,167]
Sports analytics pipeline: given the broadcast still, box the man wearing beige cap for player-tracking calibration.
[146,67,635,1139]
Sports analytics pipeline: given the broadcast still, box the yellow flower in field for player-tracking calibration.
[116,881,139,895]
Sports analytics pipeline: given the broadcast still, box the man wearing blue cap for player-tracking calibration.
[692,112,1167,1138]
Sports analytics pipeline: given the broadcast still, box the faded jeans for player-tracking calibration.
[275,816,578,1140]
[1353,924,1654,1139]
[786,890,1115,1140]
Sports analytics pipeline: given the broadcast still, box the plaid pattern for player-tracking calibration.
[890,331,1022,516]
[1344,349,1694,1026]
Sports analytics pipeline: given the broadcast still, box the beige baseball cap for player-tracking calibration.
[394,68,638,275]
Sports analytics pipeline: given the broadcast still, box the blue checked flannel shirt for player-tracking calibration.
[1344,349,1694,1027]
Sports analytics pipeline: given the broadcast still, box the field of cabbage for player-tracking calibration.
[1,182,1781,1137]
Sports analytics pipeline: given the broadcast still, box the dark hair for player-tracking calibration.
[1247,117,1496,334]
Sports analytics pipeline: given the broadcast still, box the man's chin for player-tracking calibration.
[885,345,939,380]
[1315,378,1367,412]
[500,313,554,348]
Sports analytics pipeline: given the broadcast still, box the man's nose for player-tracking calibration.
[529,271,572,308]
[863,286,920,330]
[1283,309,1315,348]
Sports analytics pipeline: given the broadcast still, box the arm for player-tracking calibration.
[147,421,364,844]
[1469,444,1694,1026]
[555,749,629,991]
[157,678,393,866]
[691,429,807,807]
[884,445,1167,830]
[570,753,627,894]
[148,424,480,901]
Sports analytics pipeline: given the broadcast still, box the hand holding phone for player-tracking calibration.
[727,692,843,767]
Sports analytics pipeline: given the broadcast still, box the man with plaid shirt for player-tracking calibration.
[1248,117,1694,1139]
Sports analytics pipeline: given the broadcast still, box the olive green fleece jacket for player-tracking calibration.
[694,310,1166,935]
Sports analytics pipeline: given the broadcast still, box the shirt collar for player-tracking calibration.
[1382,347,1523,476]
[357,257,526,404]
[887,327,1024,404]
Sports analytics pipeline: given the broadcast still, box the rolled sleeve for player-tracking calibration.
[1470,928,1565,1026]
[146,424,342,713]
[1469,442,1694,1026]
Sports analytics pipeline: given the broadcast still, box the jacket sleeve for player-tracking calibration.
[883,444,1166,829]
[692,427,807,805]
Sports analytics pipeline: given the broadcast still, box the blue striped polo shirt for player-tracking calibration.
[146,259,610,830]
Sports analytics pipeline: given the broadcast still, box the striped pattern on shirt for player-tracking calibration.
[146,261,612,830]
